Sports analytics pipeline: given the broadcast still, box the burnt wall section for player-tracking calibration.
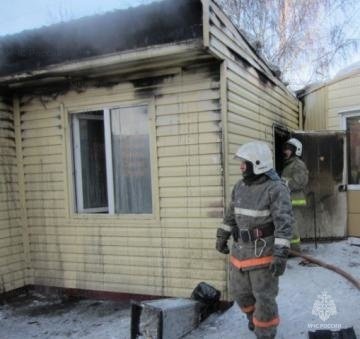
[294,133,346,239]
[205,1,300,203]
[17,59,225,298]
[0,0,203,77]
[0,96,27,292]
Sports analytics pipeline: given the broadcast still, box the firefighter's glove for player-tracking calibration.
[273,244,290,258]
[269,245,289,277]
[269,256,287,277]
[216,228,230,254]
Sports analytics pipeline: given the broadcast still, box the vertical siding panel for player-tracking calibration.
[328,74,360,129]
[302,86,328,130]
[0,97,26,292]
[327,73,360,235]
[219,60,230,299]
[156,64,225,296]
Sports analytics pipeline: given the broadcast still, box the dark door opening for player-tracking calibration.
[273,126,346,240]
[273,124,291,174]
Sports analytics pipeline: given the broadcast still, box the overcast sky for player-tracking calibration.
[0,0,156,36]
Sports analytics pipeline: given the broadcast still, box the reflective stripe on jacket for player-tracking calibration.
[230,255,273,269]
[291,198,307,206]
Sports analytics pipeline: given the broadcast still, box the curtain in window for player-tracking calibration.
[111,106,152,213]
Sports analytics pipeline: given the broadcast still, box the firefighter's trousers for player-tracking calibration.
[230,264,279,339]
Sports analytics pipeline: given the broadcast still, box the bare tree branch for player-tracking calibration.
[216,0,360,88]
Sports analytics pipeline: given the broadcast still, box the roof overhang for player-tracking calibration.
[0,40,208,89]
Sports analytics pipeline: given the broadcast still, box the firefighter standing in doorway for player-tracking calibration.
[281,138,309,252]
[216,141,293,339]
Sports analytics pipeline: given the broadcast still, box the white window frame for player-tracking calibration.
[71,104,155,215]
[72,112,109,213]
[104,108,115,214]
[340,109,360,190]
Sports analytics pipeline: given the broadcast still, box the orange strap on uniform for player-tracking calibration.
[253,316,280,328]
[230,255,273,269]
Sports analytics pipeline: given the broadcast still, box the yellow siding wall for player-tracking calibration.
[302,86,328,131]
[301,73,360,131]
[225,61,299,190]
[207,1,300,198]
[327,73,360,235]
[302,72,360,236]
[328,73,360,129]
[0,97,27,292]
[18,61,226,297]
[348,191,360,236]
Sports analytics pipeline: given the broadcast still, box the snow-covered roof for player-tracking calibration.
[335,60,360,78]
[299,60,360,97]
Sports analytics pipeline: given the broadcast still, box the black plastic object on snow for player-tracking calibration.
[308,327,357,339]
[190,282,221,321]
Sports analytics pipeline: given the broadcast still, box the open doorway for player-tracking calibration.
[273,124,291,174]
[273,125,346,239]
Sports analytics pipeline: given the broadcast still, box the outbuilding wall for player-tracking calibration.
[327,73,360,130]
[301,72,360,237]
[302,86,328,131]
[326,73,360,236]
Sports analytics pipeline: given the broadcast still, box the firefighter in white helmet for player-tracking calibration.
[281,138,309,252]
[216,141,293,339]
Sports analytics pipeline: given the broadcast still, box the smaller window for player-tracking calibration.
[72,112,108,213]
[347,116,360,185]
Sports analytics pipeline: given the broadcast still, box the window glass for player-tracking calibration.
[77,112,108,210]
[111,106,152,213]
[347,116,360,185]
[72,106,153,215]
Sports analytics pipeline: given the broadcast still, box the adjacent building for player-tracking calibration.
[300,62,360,237]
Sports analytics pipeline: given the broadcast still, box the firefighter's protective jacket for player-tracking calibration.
[220,174,293,270]
[282,156,309,206]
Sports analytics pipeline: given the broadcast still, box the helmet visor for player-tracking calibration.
[233,154,249,162]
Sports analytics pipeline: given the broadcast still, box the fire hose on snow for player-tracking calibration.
[289,250,360,290]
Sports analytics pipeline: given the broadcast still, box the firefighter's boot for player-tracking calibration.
[247,312,255,331]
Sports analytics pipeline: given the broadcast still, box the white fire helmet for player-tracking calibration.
[285,138,302,156]
[234,141,274,175]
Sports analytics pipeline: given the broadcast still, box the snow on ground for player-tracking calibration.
[0,239,359,339]
[0,294,132,339]
[185,238,360,339]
